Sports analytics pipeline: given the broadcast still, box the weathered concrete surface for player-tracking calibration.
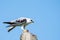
[20,30,38,40]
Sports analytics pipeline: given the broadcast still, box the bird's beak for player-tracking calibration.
[32,20,34,23]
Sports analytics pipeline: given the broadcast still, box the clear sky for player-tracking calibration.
[0,0,60,40]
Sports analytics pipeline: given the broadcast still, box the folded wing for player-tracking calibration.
[3,22,16,24]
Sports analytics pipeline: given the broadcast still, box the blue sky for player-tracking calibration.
[0,0,60,40]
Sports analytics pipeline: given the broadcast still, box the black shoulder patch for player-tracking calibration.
[21,19,27,23]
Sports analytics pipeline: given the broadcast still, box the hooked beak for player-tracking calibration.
[31,20,34,23]
[32,21,34,23]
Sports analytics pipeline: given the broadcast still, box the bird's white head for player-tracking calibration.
[26,18,34,24]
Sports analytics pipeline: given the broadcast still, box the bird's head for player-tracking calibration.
[26,18,34,24]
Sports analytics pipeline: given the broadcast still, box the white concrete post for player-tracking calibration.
[20,30,38,40]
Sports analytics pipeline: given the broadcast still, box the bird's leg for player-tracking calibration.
[24,25,26,30]
[21,25,26,30]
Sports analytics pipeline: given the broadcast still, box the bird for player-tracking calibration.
[3,17,34,32]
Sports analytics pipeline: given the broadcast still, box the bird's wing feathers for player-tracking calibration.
[3,22,16,24]
[20,19,27,23]
[16,19,27,23]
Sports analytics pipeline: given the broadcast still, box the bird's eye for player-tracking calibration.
[31,20,34,23]
[31,20,32,21]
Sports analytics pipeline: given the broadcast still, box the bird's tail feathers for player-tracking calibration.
[7,26,15,32]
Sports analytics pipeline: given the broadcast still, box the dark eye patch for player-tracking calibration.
[31,20,32,21]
